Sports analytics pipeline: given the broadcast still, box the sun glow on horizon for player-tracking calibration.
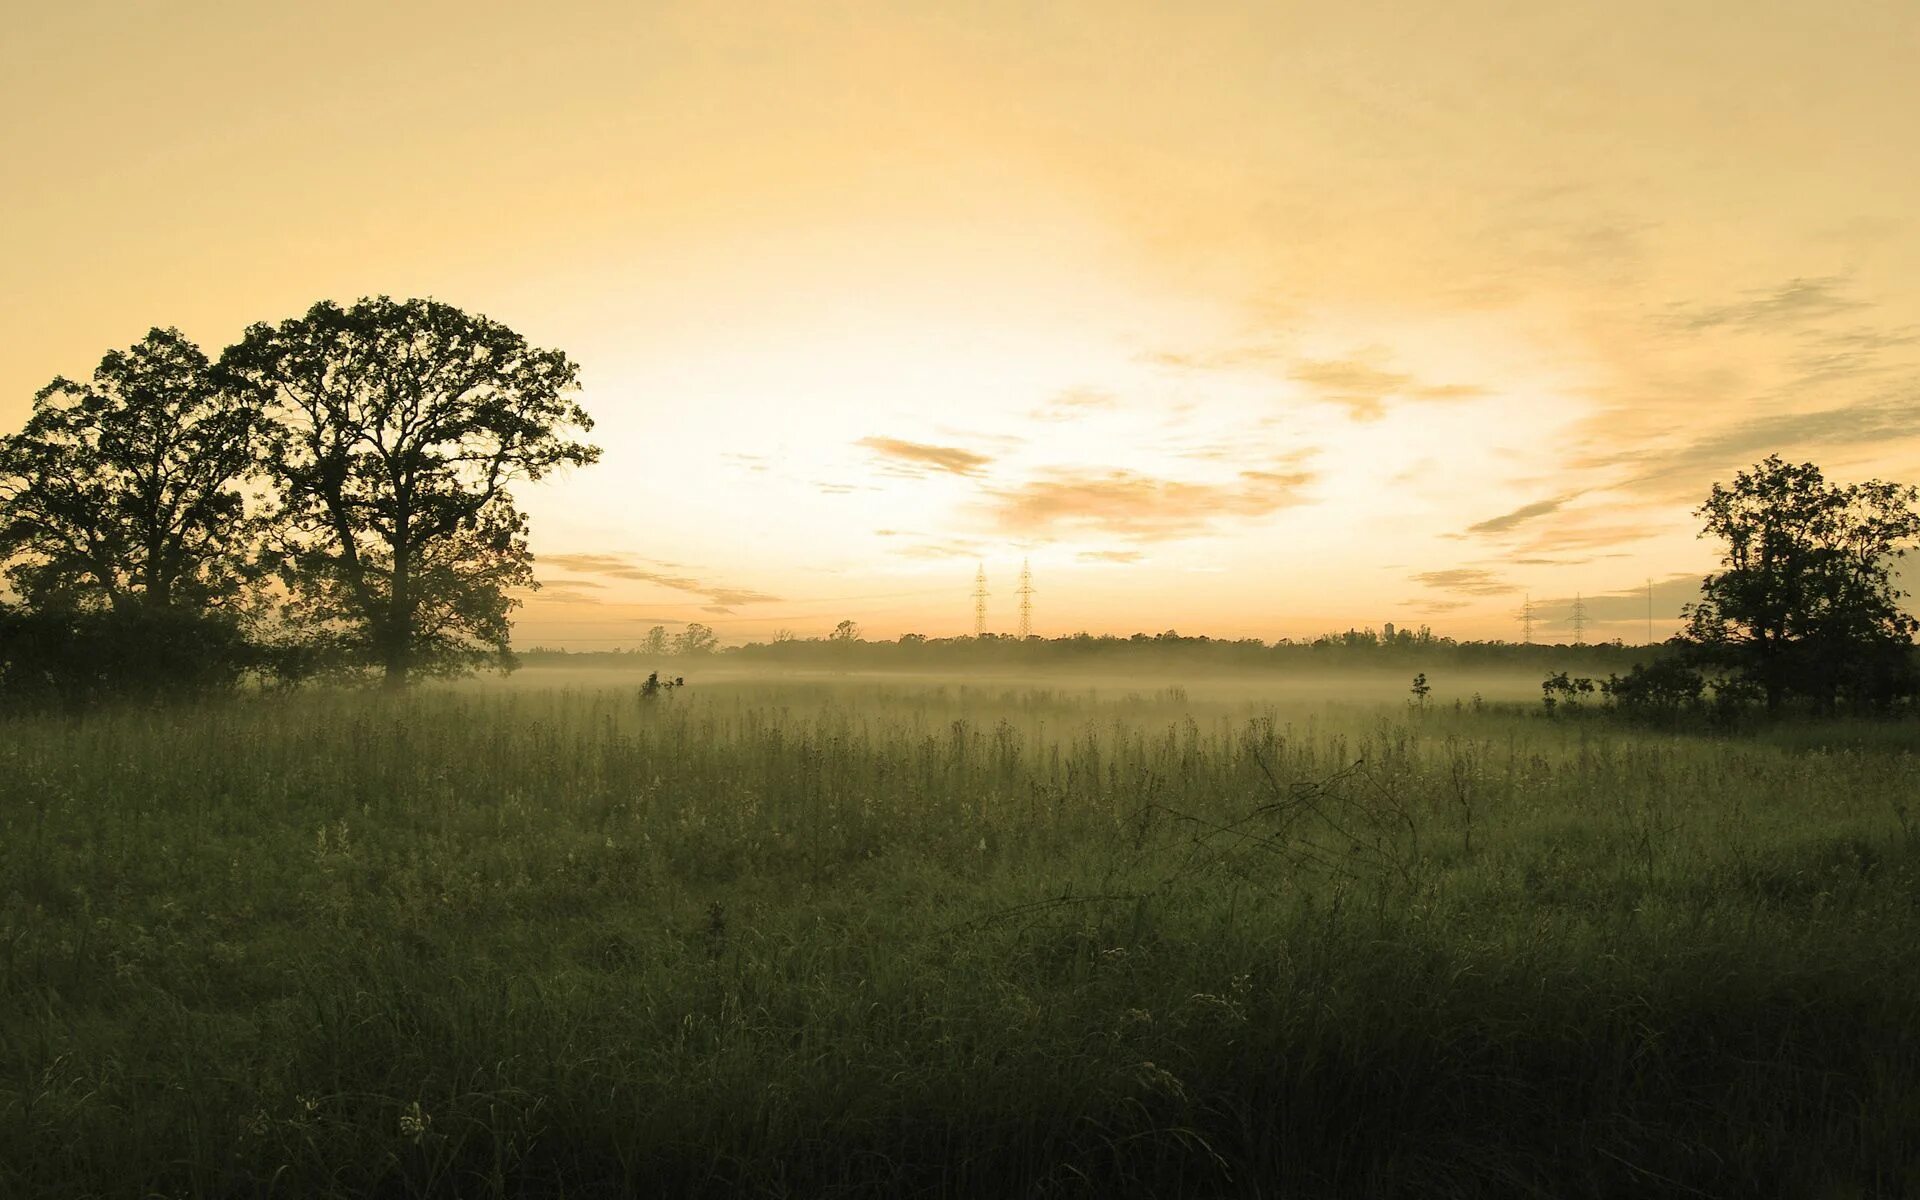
[5,2,1917,646]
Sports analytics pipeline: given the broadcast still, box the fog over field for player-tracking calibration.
[5,1,1920,1196]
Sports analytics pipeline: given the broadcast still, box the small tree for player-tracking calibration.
[674,622,719,655]
[1409,672,1431,707]
[640,625,670,655]
[223,297,598,687]
[1683,456,1920,710]
[1600,657,1706,719]
[831,619,861,642]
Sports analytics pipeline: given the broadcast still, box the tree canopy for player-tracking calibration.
[222,297,599,686]
[0,327,261,613]
[1683,455,1920,709]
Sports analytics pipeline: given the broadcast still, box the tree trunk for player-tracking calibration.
[385,524,412,690]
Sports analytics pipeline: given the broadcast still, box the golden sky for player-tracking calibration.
[5,1,1917,644]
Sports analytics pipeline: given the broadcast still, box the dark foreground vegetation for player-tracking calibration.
[3,680,1916,1197]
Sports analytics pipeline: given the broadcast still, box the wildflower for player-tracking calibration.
[400,1100,431,1142]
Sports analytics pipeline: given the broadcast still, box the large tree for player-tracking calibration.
[1683,455,1920,710]
[223,297,598,687]
[0,327,262,613]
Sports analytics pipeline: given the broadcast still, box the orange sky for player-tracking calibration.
[5,1,1917,645]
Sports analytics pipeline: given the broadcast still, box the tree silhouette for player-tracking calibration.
[0,328,262,612]
[1683,455,1920,710]
[223,297,598,687]
[674,622,718,655]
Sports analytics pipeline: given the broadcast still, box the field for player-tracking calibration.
[2,670,1918,1197]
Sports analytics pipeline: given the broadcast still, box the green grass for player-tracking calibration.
[2,678,1917,1197]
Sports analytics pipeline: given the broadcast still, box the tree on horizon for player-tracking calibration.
[223,296,599,688]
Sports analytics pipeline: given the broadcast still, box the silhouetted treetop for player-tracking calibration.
[0,327,262,613]
[1683,454,1920,710]
[222,296,599,687]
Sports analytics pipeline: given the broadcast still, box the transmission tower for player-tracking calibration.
[1520,593,1535,645]
[1016,559,1034,639]
[973,563,989,638]
[1571,593,1589,645]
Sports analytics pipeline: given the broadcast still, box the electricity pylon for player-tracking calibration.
[973,563,989,638]
[1016,559,1034,639]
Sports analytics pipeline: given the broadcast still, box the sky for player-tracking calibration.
[4,1,1917,646]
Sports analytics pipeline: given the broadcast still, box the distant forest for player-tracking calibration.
[524,624,1658,674]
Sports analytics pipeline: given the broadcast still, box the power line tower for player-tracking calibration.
[973,563,989,638]
[1571,593,1589,645]
[1521,593,1535,645]
[1016,559,1034,639]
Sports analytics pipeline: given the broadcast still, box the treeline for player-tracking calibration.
[0,299,597,708]
[540,456,1920,721]
[526,626,1653,674]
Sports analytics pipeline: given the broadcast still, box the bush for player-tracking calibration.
[0,605,257,709]
[1601,657,1706,717]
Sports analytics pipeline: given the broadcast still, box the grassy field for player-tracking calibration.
[2,672,1917,1197]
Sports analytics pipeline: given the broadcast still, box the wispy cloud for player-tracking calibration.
[987,465,1315,541]
[1533,573,1703,632]
[1137,342,1288,372]
[1590,389,1920,499]
[889,538,987,560]
[1078,548,1144,563]
[1410,568,1517,596]
[856,436,994,478]
[542,553,781,607]
[1403,597,1473,613]
[1516,522,1668,555]
[1030,386,1120,421]
[1662,276,1867,332]
[1142,342,1482,419]
[1467,492,1581,536]
[1287,358,1484,419]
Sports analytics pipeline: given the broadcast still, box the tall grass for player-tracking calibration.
[2,679,1916,1197]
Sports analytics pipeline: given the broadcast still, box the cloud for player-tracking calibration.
[855,436,994,478]
[986,465,1315,541]
[1078,549,1144,563]
[1142,343,1483,419]
[1592,388,1920,499]
[1785,324,1920,386]
[1410,568,1517,596]
[542,553,781,607]
[889,538,987,560]
[1031,386,1120,421]
[1403,597,1473,613]
[1138,342,1288,372]
[519,581,607,605]
[1533,573,1703,633]
[1516,522,1667,555]
[1663,276,1867,332]
[1466,493,1581,536]
[1286,357,1485,420]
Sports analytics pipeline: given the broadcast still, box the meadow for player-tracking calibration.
[2,670,1917,1197]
